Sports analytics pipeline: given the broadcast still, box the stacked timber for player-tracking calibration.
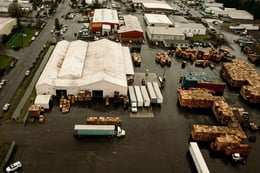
[86,116,122,126]
[210,134,242,152]
[132,52,141,66]
[191,125,247,142]
[28,105,44,123]
[77,90,92,101]
[221,60,255,88]
[59,97,70,113]
[212,100,234,125]
[177,88,225,109]
[68,95,77,104]
[222,60,260,104]
[225,144,252,157]
[155,52,171,66]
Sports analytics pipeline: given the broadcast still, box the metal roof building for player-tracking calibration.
[142,2,174,14]
[144,13,173,27]
[118,15,144,40]
[224,8,254,20]
[146,26,185,42]
[0,17,16,36]
[36,39,132,97]
[175,23,207,36]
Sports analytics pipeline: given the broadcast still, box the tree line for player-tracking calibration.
[216,0,260,19]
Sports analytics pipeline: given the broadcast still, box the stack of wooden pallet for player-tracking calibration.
[28,105,44,123]
[68,95,77,104]
[77,90,92,101]
[210,134,242,152]
[86,116,122,126]
[177,88,225,109]
[191,125,247,142]
[59,97,70,113]
[212,100,234,125]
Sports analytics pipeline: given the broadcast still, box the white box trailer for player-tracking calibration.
[146,82,157,104]
[140,86,150,107]
[189,142,210,173]
[128,86,137,112]
[134,86,144,107]
[152,82,163,104]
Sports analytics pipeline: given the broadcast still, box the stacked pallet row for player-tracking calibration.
[155,52,172,66]
[221,60,260,104]
[212,100,237,125]
[28,104,45,123]
[77,90,92,101]
[86,117,122,126]
[191,125,247,142]
[68,95,77,104]
[177,88,225,109]
[132,52,141,66]
[210,134,251,156]
[59,97,70,113]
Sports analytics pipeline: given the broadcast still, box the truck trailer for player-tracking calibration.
[134,86,144,107]
[146,82,157,104]
[128,86,138,112]
[74,125,125,138]
[140,86,150,107]
[152,82,163,104]
[189,142,210,173]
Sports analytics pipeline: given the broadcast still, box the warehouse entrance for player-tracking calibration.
[92,90,103,101]
[56,90,67,98]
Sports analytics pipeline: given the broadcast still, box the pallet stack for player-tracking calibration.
[210,134,242,152]
[155,52,171,66]
[221,60,260,104]
[59,97,70,113]
[86,116,122,126]
[212,100,235,125]
[28,104,44,123]
[177,88,225,109]
[77,90,92,101]
[191,125,247,142]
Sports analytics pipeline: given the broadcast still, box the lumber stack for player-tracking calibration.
[212,100,234,125]
[28,105,45,123]
[210,134,242,152]
[59,97,70,113]
[77,90,92,101]
[177,88,225,109]
[86,116,122,126]
[221,60,260,104]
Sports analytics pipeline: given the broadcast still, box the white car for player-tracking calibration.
[5,161,22,173]
[25,70,30,76]
[0,79,6,85]
[3,103,10,111]
[31,36,36,41]
[34,31,39,36]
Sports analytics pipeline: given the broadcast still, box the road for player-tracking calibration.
[0,0,71,117]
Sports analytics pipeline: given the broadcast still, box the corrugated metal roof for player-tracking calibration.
[147,26,184,36]
[143,2,173,10]
[118,15,143,33]
[144,13,173,25]
[93,9,119,24]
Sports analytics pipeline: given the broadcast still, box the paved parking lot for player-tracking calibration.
[1,3,260,173]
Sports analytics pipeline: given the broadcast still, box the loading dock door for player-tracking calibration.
[56,90,67,98]
[92,90,103,99]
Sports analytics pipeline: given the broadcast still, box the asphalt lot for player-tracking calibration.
[1,1,260,173]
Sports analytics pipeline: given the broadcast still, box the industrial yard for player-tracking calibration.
[1,0,260,173]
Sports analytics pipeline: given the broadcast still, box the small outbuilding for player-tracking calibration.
[34,95,52,109]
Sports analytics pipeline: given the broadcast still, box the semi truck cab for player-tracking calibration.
[117,126,126,137]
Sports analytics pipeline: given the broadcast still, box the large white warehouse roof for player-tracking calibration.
[143,2,174,10]
[36,39,130,96]
[118,15,143,33]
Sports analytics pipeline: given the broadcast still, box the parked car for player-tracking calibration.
[25,70,30,76]
[31,36,36,41]
[0,79,6,85]
[3,103,10,111]
[5,161,22,173]
[10,61,15,68]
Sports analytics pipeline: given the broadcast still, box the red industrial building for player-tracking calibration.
[118,15,144,41]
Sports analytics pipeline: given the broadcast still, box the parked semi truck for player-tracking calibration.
[152,82,163,104]
[86,116,122,126]
[128,86,138,112]
[189,142,210,173]
[146,82,157,104]
[140,86,150,107]
[134,86,144,107]
[74,125,125,138]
